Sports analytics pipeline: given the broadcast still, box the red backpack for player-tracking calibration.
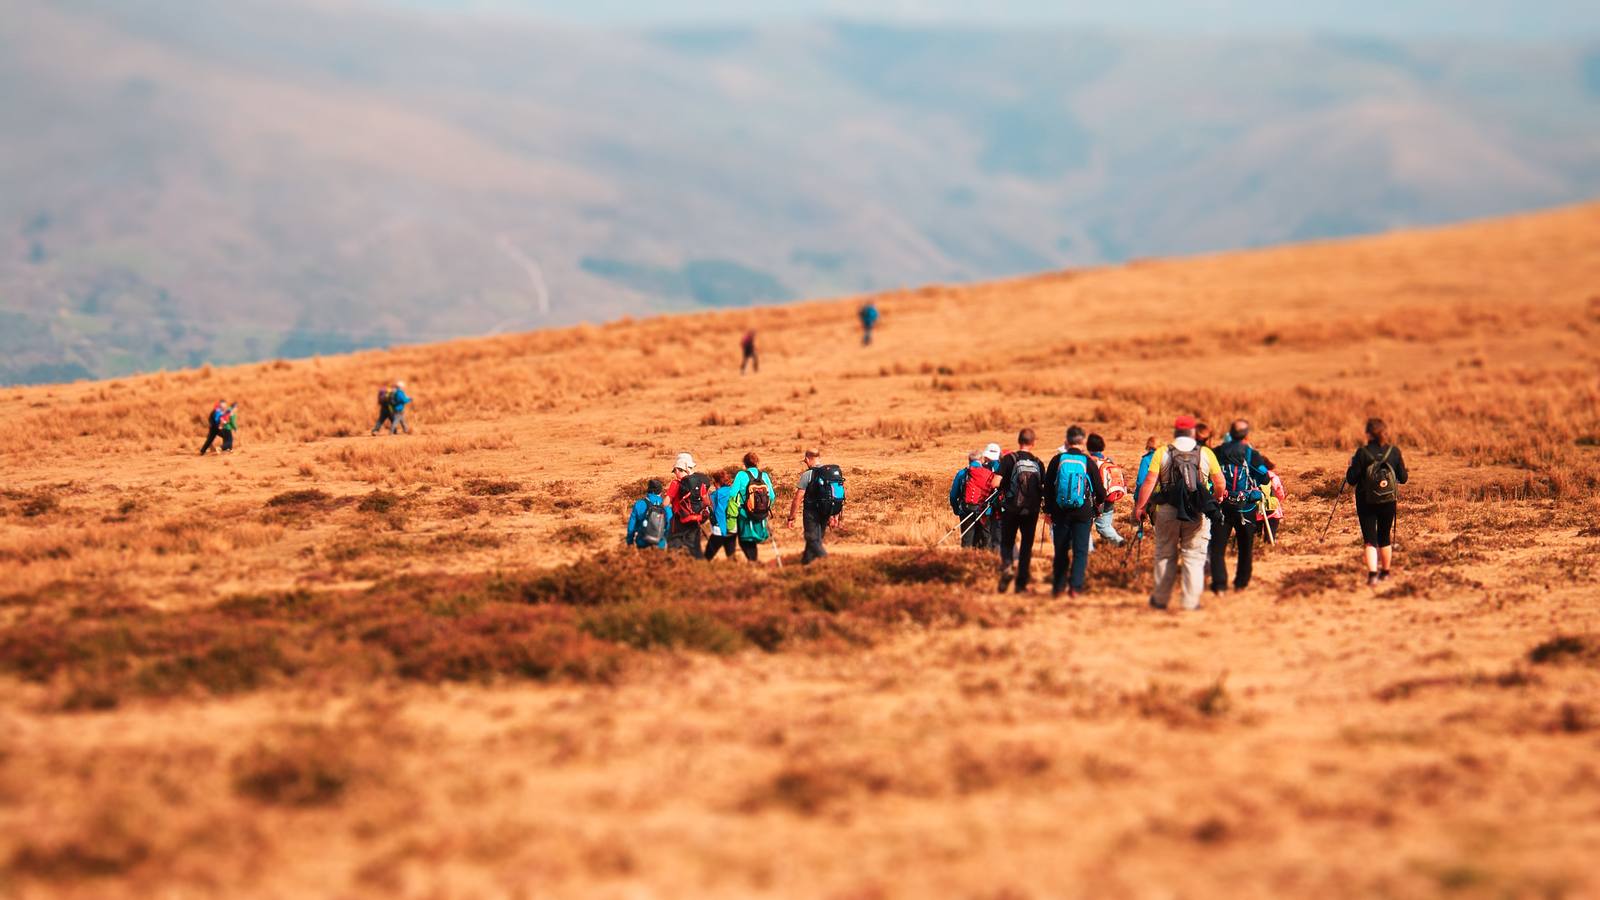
[673,473,711,524]
[1097,457,1128,504]
[962,466,997,505]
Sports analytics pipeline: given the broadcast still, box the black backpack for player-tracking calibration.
[674,473,711,524]
[805,464,846,517]
[1159,445,1210,523]
[1006,455,1044,513]
[1358,446,1400,505]
[639,500,667,546]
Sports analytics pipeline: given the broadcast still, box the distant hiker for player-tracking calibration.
[705,469,739,560]
[996,428,1045,594]
[625,479,672,550]
[664,452,711,558]
[1085,433,1127,549]
[789,448,845,564]
[1257,464,1287,538]
[199,399,226,455]
[740,330,759,375]
[371,385,394,435]
[218,402,239,452]
[1132,416,1227,611]
[1346,417,1409,586]
[950,449,1000,550]
[1045,426,1109,598]
[1209,419,1274,595]
[858,301,879,346]
[727,452,776,562]
[388,381,412,434]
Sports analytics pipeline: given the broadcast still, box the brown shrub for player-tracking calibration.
[232,724,359,807]
[463,478,520,496]
[1527,634,1600,667]
[265,489,333,509]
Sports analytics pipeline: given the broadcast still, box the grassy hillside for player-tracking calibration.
[1,205,1599,895]
[5,0,1600,382]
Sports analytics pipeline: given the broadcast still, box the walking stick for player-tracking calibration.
[770,530,785,569]
[1262,513,1276,546]
[934,489,999,547]
[1318,481,1348,542]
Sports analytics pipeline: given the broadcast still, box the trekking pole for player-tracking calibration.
[933,489,998,547]
[770,531,785,569]
[1318,481,1348,542]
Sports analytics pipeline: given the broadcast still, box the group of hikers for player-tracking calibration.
[198,400,240,455]
[371,381,413,435]
[625,449,847,566]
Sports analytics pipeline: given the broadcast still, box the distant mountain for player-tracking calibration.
[4,0,1599,384]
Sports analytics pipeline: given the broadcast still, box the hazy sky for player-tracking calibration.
[390,0,1600,38]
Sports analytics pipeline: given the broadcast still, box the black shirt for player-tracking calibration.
[1043,447,1109,523]
[1346,442,1409,500]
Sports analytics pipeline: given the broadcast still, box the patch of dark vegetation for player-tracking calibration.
[0,549,996,709]
[1276,562,1349,599]
[1134,675,1236,728]
[20,491,59,518]
[552,523,603,545]
[265,489,332,509]
[463,479,520,497]
[1527,634,1600,667]
[1374,668,1539,702]
[232,725,358,807]
[356,490,403,514]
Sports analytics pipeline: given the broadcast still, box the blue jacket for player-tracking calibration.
[391,387,411,411]
[859,304,879,326]
[625,493,672,548]
[709,485,734,534]
[1134,450,1155,497]
[1214,441,1272,513]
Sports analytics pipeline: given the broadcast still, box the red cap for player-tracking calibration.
[1174,415,1197,429]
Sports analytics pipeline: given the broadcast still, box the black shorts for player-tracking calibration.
[1356,501,1397,547]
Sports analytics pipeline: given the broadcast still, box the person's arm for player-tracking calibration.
[1250,448,1272,483]
[1041,455,1060,518]
[1346,449,1364,486]
[660,506,673,548]
[1087,453,1108,507]
[1133,459,1159,521]
[1393,447,1408,484]
[949,469,966,515]
[1205,449,1226,499]
[787,472,806,526]
[625,500,641,544]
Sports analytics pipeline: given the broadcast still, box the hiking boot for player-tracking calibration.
[997,567,1015,594]
[1149,599,1168,611]
[1068,587,1080,599]
[1378,569,1391,582]
[1366,572,1380,587]
[1051,588,1064,599]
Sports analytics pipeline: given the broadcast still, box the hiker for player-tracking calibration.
[663,452,711,558]
[1346,417,1409,586]
[388,381,412,434]
[625,479,672,550]
[1257,463,1287,539]
[371,385,394,435]
[995,428,1046,594]
[1132,416,1227,611]
[789,448,845,564]
[1045,426,1110,598]
[740,330,759,375]
[218,402,239,452]
[199,399,226,455]
[704,469,739,560]
[950,448,1001,550]
[1085,433,1127,549]
[1133,436,1157,496]
[859,301,879,346]
[1209,419,1274,595]
[1195,421,1213,448]
[727,452,777,562]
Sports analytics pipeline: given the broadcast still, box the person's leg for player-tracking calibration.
[802,511,825,564]
[1234,515,1255,589]
[1208,515,1231,592]
[988,516,1003,553]
[1094,508,1124,545]
[998,515,1019,591]
[1376,504,1396,576]
[1178,517,1211,610]
[1150,506,1180,608]
[686,528,703,560]
[221,430,234,452]
[1051,525,1070,595]
[1070,519,1093,592]
[396,410,410,434]
[1357,502,1380,576]
[1015,515,1038,591]
[740,539,759,562]
[200,425,218,454]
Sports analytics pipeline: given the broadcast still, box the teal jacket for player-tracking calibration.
[726,467,775,542]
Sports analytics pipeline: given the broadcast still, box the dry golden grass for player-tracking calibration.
[2,203,1600,896]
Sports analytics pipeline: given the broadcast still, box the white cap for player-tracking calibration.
[983,443,1002,461]
[674,452,696,472]
[396,380,405,389]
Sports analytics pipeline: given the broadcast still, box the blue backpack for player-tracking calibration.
[1054,452,1091,510]
[1221,459,1263,513]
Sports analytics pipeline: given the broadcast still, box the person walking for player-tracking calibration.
[625,480,672,550]
[1085,433,1126,549]
[1257,463,1287,539]
[788,448,844,564]
[995,428,1045,594]
[663,452,711,558]
[1209,419,1274,595]
[740,330,759,375]
[727,452,776,562]
[858,301,879,346]
[1045,426,1109,598]
[704,469,739,560]
[199,399,226,455]
[1132,416,1227,611]
[371,385,394,435]
[949,449,1000,550]
[217,402,239,452]
[388,381,412,434]
[1346,417,1409,586]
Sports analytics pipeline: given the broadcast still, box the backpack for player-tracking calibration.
[1359,446,1400,505]
[962,466,997,507]
[209,407,223,427]
[674,473,711,524]
[1159,445,1208,523]
[1221,452,1262,513]
[1054,452,1092,511]
[1006,455,1043,513]
[377,388,390,409]
[805,464,846,517]
[744,470,772,522]
[1097,458,1128,504]
[639,499,667,546]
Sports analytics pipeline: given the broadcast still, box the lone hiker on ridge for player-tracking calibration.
[664,452,711,558]
[859,301,879,346]
[1045,425,1109,599]
[727,452,776,562]
[996,428,1045,594]
[1209,419,1274,596]
[740,329,759,375]
[789,448,844,565]
[1132,415,1227,611]
[1346,417,1408,587]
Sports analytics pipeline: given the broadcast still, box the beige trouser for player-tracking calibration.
[1151,504,1211,610]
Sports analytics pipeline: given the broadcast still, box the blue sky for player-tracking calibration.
[389,0,1600,39]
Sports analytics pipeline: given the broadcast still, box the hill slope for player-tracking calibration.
[1,206,1599,896]
[5,0,1600,382]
